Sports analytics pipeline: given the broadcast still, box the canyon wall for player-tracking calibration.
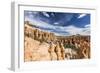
[24,21,90,62]
[24,22,65,61]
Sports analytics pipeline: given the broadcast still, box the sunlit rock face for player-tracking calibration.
[24,21,90,62]
[24,22,65,62]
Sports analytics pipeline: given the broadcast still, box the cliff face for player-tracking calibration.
[24,23,65,62]
[24,21,90,62]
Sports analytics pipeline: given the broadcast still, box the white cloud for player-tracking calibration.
[62,25,90,35]
[25,12,35,19]
[64,26,82,35]
[54,22,59,25]
[42,12,50,17]
[78,14,87,19]
[85,24,90,28]
[25,16,90,36]
[25,16,55,29]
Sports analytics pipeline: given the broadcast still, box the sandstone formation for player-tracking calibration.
[24,21,65,61]
[24,21,90,61]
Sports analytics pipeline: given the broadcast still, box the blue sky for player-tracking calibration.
[24,11,90,36]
